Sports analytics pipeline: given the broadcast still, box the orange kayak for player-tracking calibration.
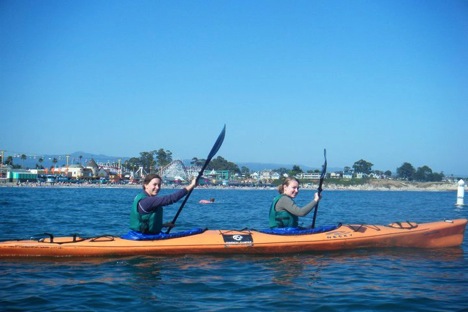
[0,219,466,258]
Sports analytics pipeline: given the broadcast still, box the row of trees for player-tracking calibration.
[1,154,84,170]
[123,149,174,174]
[345,159,444,182]
[396,163,444,182]
[2,154,59,169]
[121,149,445,182]
[122,149,322,178]
[2,149,446,182]
[121,149,242,175]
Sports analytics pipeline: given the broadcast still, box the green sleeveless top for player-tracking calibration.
[269,194,298,228]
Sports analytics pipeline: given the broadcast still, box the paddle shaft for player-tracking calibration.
[311,149,327,229]
[166,125,226,234]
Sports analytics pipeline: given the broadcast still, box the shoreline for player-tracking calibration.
[0,181,462,192]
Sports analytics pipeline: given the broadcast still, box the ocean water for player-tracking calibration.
[0,186,467,311]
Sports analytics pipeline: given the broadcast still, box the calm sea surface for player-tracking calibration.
[0,186,467,311]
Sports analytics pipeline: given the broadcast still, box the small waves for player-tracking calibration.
[0,188,467,311]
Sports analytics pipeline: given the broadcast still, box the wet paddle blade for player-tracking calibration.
[167,125,226,233]
[196,124,226,181]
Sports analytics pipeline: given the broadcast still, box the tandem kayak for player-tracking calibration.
[0,219,466,258]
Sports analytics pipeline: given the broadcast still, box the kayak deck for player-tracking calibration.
[0,219,466,257]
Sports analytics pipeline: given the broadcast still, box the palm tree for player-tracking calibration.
[38,157,44,169]
[52,158,58,173]
[21,154,27,169]
[6,156,13,166]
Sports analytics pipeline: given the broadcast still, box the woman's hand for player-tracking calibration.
[186,178,198,191]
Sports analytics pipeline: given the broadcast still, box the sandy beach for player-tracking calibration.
[0,180,462,192]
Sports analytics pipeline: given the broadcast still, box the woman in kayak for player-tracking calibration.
[130,174,197,234]
[269,177,321,228]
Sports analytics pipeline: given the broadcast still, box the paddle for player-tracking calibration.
[311,148,327,229]
[166,125,226,234]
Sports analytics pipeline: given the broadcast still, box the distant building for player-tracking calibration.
[86,159,100,177]
[203,169,230,183]
[297,173,321,180]
[8,170,38,182]
[67,164,85,179]
[355,172,366,179]
[271,172,281,180]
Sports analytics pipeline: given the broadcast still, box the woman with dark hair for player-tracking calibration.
[269,177,321,228]
[130,174,197,234]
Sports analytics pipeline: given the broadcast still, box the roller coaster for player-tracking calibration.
[158,160,191,181]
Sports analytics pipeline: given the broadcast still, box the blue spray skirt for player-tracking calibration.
[121,228,206,240]
[121,224,340,240]
[258,224,340,235]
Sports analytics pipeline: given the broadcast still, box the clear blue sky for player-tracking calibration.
[1,0,467,176]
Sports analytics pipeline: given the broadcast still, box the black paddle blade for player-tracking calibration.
[312,148,327,228]
[318,149,327,193]
[207,124,226,162]
[321,149,327,177]
[196,124,226,181]
[167,125,226,233]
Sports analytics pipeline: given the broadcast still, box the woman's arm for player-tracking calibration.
[276,195,318,217]
[138,188,188,213]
